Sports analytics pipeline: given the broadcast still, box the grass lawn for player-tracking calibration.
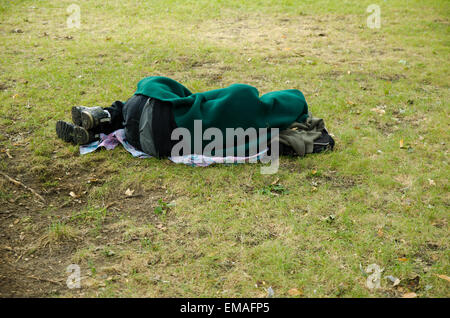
[0,0,448,297]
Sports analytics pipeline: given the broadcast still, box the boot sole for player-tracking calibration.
[71,106,86,126]
[56,121,91,145]
[81,111,95,130]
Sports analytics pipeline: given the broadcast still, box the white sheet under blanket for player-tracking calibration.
[79,129,268,167]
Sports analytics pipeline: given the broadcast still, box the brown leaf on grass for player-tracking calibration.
[69,191,78,198]
[399,139,404,148]
[288,288,303,296]
[398,257,408,262]
[434,274,450,283]
[402,292,417,298]
[371,107,385,115]
[377,228,383,237]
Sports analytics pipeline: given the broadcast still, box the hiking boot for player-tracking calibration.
[71,106,89,126]
[56,120,99,145]
[71,106,110,130]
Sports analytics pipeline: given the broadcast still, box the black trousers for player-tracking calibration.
[103,94,177,157]
[103,94,148,151]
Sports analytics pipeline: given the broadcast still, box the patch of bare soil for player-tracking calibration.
[306,170,360,189]
[0,145,171,297]
[0,152,81,297]
[196,13,387,65]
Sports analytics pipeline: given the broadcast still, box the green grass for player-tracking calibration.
[42,221,78,244]
[0,0,448,297]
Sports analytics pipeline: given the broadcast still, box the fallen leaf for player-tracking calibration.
[371,107,385,115]
[428,179,436,186]
[125,188,134,196]
[377,228,383,237]
[271,178,280,185]
[399,139,404,148]
[434,274,450,283]
[398,257,408,262]
[288,288,303,296]
[402,292,417,298]
[69,191,78,198]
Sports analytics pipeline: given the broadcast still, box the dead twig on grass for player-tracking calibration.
[0,171,45,203]
[0,148,13,158]
[26,275,62,285]
[58,200,72,209]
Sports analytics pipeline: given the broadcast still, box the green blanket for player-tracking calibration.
[135,76,309,154]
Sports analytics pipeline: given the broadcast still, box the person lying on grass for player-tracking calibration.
[56,76,334,158]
